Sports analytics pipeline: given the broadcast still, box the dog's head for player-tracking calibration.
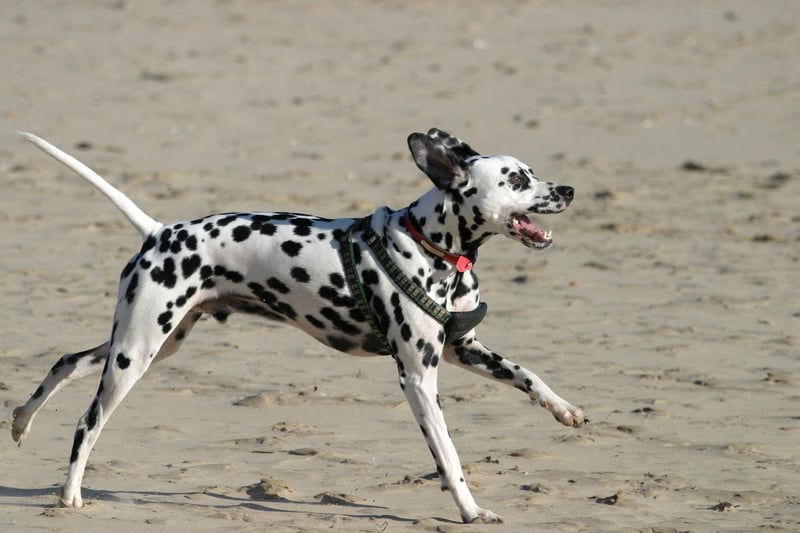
[408,128,574,250]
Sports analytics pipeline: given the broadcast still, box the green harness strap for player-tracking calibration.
[339,217,395,354]
[338,216,487,355]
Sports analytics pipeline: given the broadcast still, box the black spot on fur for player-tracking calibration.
[175,286,197,308]
[248,282,274,303]
[305,314,325,329]
[158,228,173,253]
[121,257,137,279]
[348,304,366,322]
[329,272,345,288]
[116,352,131,370]
[391,293,404,325]
[125,273,139,304]
[319,286,355,308]
[232,226,252,242]
[181,254,201,279]
[158,310,173,326]
[401,323,412,342]
[140,235,156,254]
[291,267,310,283]
[291,218,313,236]
[216,214,238,227]
[209,264,243,283]
[225,270,244,283]
[327,335,356,353]
[274,301,297,320]
[267,277,290,294]
[492,368,514,380]
[258,223,277,235]
[320,307,360,335]
[421,342,437,367]
[151,258,177,288]
[362,334,388,354]
[70,428,85,463]
[86,399,99,431]
[362,269,379,285]
[281,240,302,257]
[372,295,390,332]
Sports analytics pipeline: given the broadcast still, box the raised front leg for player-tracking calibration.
[443,336,586,427]
[393,354,503,524]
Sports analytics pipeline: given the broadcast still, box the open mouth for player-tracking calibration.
[511,214,553,249]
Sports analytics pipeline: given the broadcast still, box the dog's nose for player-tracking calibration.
[555,186,574,200]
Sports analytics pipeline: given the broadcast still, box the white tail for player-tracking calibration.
[19,132,161,239]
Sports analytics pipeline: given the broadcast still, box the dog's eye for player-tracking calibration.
[508,174,524,185]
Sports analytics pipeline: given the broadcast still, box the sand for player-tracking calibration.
[1,1,798,531]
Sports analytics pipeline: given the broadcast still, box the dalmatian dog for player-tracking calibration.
[12,128,584,523]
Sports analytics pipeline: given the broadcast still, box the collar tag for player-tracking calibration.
[455,255,473,272]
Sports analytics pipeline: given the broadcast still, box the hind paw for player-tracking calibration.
[59,486,83,508]
[464,508,504,524]
[11,406,32,445]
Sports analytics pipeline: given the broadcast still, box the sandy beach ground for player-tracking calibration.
[1,1,798,531]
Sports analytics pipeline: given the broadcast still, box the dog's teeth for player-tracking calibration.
[544,230,552,240]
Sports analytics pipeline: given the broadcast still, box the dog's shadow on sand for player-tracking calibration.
[0,484,462,525]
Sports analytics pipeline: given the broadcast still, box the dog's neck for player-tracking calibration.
[405,188,493,265]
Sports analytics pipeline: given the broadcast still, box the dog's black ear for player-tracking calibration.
[407,129,479,189]
[426,128,480,160]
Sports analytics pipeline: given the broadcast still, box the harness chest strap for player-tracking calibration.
[338,216,487,354]
[339,219,393,354]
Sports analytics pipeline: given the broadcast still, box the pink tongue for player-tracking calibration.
[513,215,546,241]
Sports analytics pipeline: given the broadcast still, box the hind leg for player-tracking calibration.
[60,329,163,507]
[11,311,201,448]
[59,308,203,507]
[12,343,109,446]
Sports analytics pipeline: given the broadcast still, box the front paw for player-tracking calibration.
[541,399,586,427]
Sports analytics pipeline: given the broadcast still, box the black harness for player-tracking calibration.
[338,215,487,355]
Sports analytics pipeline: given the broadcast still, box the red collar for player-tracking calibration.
[404,211,473,272]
